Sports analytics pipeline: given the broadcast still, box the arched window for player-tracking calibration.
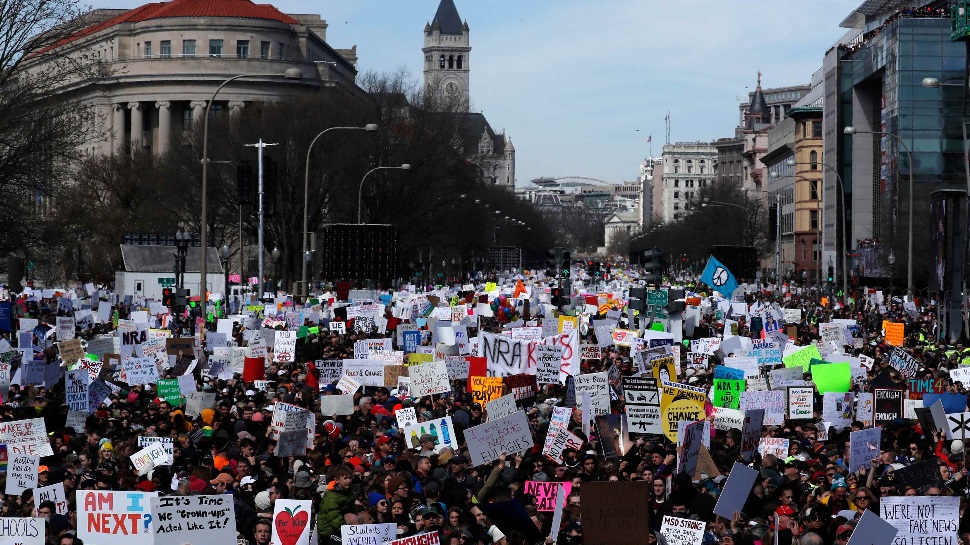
[810,150,818,170]
[448,55,454,69]
[457,55,463,69]
[439,55,446,69]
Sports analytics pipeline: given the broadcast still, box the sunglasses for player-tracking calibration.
[854,496,869,502]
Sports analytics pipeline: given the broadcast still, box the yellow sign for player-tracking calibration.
[662,397,705,443]
[558,315,578,334]
[470,376,504,404]
[485,282,498,293]
[406,353,434,366]
[651,356,678,384]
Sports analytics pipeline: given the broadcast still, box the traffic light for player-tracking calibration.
[642,247,665,284]
[827,266,835,284]
[176,288,190,307]
[546,249,557,278]
[560,251,571,279]
[551,287,564,307]
[236,162,254,205]
[161,288,173,308]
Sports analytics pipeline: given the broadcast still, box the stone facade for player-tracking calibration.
[659,142,717,223]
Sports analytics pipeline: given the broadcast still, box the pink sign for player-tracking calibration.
[228,274,241,283]
[523,481,572,511]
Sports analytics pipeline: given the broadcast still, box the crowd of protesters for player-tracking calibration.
[0,274,968,545]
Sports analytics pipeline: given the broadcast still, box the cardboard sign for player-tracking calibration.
[0,518,44,545]
[34,482,67,514]
[581,482,651,545]
[5,454,38,495]
[465,411,533,466]
[271,499,312,545]
[340,524,396,545]
[0,418,52,457]
[660,516,705,545]
[77,490,158,545]
[523,481,572,512]
[150,494,236,545]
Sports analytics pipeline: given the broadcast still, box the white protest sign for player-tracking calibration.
[34,483,68,514]
[130,443,169,476]
[880,496,957,545]
[574,372,610,416]
[77,490,158,545]
[5,454,38,495]
[787,386,814,420]
[320,394,355,417]
[56,317,75,341]
[464,411,534,466]
[65,369,90,412]
[485,393,517,422]
[122,357,158,386]
[848,427,882,473]
[150,494,237,545]
[336,374,363,395]
[0,518,44,545]
[410,360,450,398]
[271,499,313,545]
[340,524,396,545]
[395,407,417,428]
[274,330,296,363]
[713,462,759,518]
[660,515,705,545]
[0,418,53,457]
[535,345,564,386]
[758,437,790,459]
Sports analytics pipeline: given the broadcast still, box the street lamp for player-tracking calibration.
[357,164,411,223]
[301,124,378,301]
[220,244,231,306]
[844,125,914,298]
[174,229,190,291]
[270,246,281,293]
[200,68,303,307]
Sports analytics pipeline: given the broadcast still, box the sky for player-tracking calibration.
[91,0,854,186]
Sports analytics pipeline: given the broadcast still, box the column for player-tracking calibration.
[190,101,207,127]
[112,104,125,154]
[128,102,143,151]
[155,101,171,156]
[228,101,245,117]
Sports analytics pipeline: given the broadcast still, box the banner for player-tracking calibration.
[478,332,530,377]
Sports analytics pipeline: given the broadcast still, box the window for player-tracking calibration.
[209,39,223,57]
[699,180,706,188]
[813,122,822,138]
[673,180,679,188]
[278,42,284,59]
[448,55,454,69]
[440,55,446,69]
[183,39,196,57]
[182,109,193,131]
[673,203,680,211]
[237,40,249,58]
[673,191,680,199]
[143,41,152,57]
[457,55,463,69]
[160,40,171,58]
[809,150,818,170]
[810,210,819,230]
[810,180,819,200]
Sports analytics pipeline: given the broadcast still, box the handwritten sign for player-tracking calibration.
[340,524,396,545]
[77,490,158,545]
[848,427,882,473]
[884,322,905,346]
[880,496,957,545]
[661,516,705,545]
[5,454,38,495]
[787,386,814,420]
[410,361,450,398]
[65,369,90,412]
[470,376,504,405]
[0,517,44,545]
[0,418,52,457]
[274,331,296,363]
[523,481,572,512]
[464,411,533,466]
[34,482,68,514]
[150,494,237,545]
[271,499,312,545]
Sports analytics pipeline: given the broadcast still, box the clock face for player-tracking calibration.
[445,82,459,96]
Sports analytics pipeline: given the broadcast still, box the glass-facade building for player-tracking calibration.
[823,1,967,287]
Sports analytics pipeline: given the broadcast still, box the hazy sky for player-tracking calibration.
[91,0,853,186]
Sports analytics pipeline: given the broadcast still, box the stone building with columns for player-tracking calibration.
[25,0,361,158]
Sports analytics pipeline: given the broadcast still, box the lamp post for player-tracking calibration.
[220,244,231,310]
[301,124,379,301]
[199,68,303,307]
[270,246,281,293]
[357,164,411,224]
[844,126,914,298]
[174,229,190,292]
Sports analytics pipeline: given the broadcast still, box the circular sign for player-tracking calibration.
[663,398,704,443]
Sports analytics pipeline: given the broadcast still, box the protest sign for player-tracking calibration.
[888,347,919,378]
[478,333,530,376]
[137,436,174,464]
[713,462,758,518]
[341,360,385,387]
[581,482,651,545]
[320,394,355,417]
[661,381,707,442]
[880,496,957,545]
[57,339,84,366]
[660,516,705,545]
[574,372,610,416]
[470,376,504,405]
[892,459,944,491]
[395,407,417,428]
[271,499,312,545]
[758,437,790,459]
[543,415,584,464]
[389,534,440,545]
[722,356,760,378]
[485,394,517,422]
[951,367,970,387]
[130,443,169,477]
[5,454,37,495]
[622,376,662,436]
[523,481,572,512]
[787,387,814,420]
[465,411,533,466]
[277,410,309,457]
[185,392,216,418]
[535,345,564,385]
[945,412,970,441]
[845,510,899,545]
[410,361,450,398]
[884,322,905,346]
[848,427,882,472]
[677,420,703,477]
[0,418,52,457]
[0,518,44,545]
[77,490,158,545]
[150,494,236,545]
[274,330,296,363]
[65,369,89,412]
[156,379,182,406]
[745,340,783,368]
[822,392,855,430]
[401,417,457,453]
[740,390,785,426]
[66,410,87,433]
[711,379,745,409]
[874,389,904,425]
[783,345,821,370]
[341,524,396,545]
[34,482,68,514]
[812,362,851,393]
[122,357,158,386]
[711,407,745,431]
[445,357,469,381]
[336,374,363,395]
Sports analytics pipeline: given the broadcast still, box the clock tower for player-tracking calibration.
[423,0,470,111]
